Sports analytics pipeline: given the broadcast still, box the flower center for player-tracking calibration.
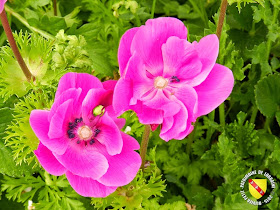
[154,76,168,89]
[77,125,93,140]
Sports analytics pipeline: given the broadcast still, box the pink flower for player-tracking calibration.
[0,0,7,13]
[113,17,234,141]
[30,72,141,197]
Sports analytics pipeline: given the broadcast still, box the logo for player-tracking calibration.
[240,170,275,206]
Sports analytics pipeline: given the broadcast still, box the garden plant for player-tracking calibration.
[0,0,280,209]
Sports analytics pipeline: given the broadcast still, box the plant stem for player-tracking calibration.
[266,5,279,61]
[140,125,151,170]
[216,0,228,39]
[250,106,258,124]
[0,9,33,81]
[53,0,57,16]
[187,126,195,155]
[219,103,225,127]
[4,5,54,40]
[151,0,156,19]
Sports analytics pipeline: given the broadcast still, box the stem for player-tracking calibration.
[53,0,57,16]
[219,103,225,127]
[140,125,151,170]
[206,110,215,141]
[266,6,279,60]
[4,5,54,40]
[264,117,272,134]
[0,9,33,81]
[151,0,156,19]
[216,0,228,40]
[187,126,195,155]
[250,106,258,124]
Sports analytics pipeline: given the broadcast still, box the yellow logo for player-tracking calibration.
[249,179,267,199]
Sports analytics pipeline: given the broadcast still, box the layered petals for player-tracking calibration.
[31,72,141,198]
[114,17,234,141]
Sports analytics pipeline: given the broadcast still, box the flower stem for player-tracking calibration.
[151,0,157,19]
[219,103,225,127]
[140,124,151,170]
[53,0,57,16]
[0,9,33,81]
[216,0,228,39]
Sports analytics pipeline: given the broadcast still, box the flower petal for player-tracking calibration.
[48,88,82,121]
[113,78,133,115]
[55,72,103,101]
[34,143,66,176]
[97,112,123,155]
[48,99,73,139]
[66,171,117,197]
[189,34,219,86]
[195,64,234,117]
[54,145,109,179]
[98,133,141,186]
[30,110,68,155]
[134,103,163,125]
[162,36,202,80]
[131,17,187,76]
[118,27,139,76]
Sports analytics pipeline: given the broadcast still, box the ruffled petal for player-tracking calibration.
[96,112,123,155]
[48,99,73,139]
[98,133,141,186]
[66,171,117,197]
[189,34,219,86]
[113,78,133,115]
[48,88,82,121]
[162,36,202,80]
[131,17,188,76]
[30,110,68,155]
[102,80,117,91]
[135,104,163,125]
[118,27,139,76]
[195,64,234,117]
[55,72,103,101]
[34,143,66,176]
[54,145,109,179]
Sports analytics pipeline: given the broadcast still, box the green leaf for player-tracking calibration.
[255,74,280,118]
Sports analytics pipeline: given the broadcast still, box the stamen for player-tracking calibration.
[154,76,168,89]
[75,117,83,123]
[94,128,101,137]
[89,139,95,145]
[171,76,180,82]
[77,140,81,144]
[68,122,75,129]
[67,129,75,139]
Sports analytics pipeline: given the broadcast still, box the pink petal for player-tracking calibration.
[66,171,117,197]
[151,124,159,131]
[135,104,163,124]
[54,144,109,179]
[97,112,123,155]
[48,88,82,121]
[98,133,141,186]
[113,117,126,130]
[118,27,139,76]
[189,34,219,86]
[55,72,103,101]
[131,17,187,77]
[173,85,198,121]
[160,103,188,141]
[81,88,106,123]
[102,80,117,91]
[0,0,7,14]
[113,78,133,115]
[48,99,73,139]
[162,36,202,80]
[30,110,68,155]
[34,143,66,176]
[195,64,234,117]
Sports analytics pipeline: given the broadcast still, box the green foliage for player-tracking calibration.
[228,0,264,12]
[255,74,280,118]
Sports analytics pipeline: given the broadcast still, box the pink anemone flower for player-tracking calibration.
[0,0,7,13]
[30,72,141,197]
[113,17,234,141]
